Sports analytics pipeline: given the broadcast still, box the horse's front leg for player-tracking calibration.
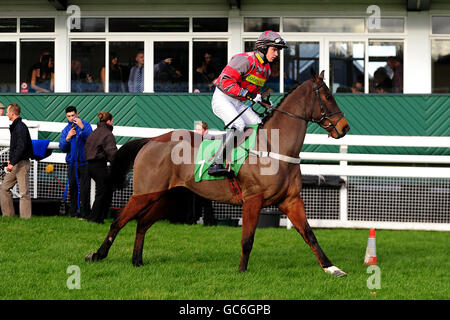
[278,196,347,277]
[239,193,264,273]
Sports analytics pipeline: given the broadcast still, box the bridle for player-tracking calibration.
[258,80,344,133]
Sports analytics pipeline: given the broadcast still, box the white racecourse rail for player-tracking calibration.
[1,120,449,231]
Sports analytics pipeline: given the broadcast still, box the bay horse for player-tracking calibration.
[85,70,350,277]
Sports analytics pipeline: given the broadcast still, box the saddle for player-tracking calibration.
[194,125,258,182]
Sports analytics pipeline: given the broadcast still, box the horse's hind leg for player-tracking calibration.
[278,196,347,277]
[132,194,172,267]
[239,193,264,273]
[86,191,164,262]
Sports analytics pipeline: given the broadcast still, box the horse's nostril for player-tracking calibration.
[342,124,350,134]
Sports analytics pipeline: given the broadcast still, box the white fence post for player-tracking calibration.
[339,145,348,223]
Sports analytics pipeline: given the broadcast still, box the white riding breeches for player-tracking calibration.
[211,87,261,132]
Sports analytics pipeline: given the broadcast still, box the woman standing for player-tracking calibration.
[84,111,118,224]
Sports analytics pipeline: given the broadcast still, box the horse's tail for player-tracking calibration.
[109,138,151,190]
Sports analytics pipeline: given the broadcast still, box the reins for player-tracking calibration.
[257,80,343,129]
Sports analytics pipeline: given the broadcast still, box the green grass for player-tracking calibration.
[0,216,448,300]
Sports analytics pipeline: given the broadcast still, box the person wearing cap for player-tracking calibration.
[208,30,287,177]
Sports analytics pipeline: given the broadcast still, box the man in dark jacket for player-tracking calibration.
[0,103,33,218]
[59,106,93,218]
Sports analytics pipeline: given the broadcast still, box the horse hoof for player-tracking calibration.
[85,252,98,262]
[238,267,247,273]
[323,266,347,277]
[132,260,144,267]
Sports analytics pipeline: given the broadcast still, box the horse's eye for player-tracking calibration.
[325,94,331,100]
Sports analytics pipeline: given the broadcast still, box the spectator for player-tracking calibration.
[373,67,392,93]
[71,59,97,93]
[27,48,51,87]
[59,106,93,219]
[203,52,218,81]
[375,82,391,94]
[195,121,208,136]
[30,54,54,93]
[0,103,8,130]
[386,56,403,93]
[154,57,183,92]
[193,62,213,93]
[84,111,118,224]
[352,81,364,93]
[101,53,126,92]
[264,61,295,93]
[0,103,33,219]
[128,51,144,93]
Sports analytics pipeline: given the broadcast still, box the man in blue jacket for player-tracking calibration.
[59,106,92,218]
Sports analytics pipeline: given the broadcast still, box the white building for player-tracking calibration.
[0,0,449,94]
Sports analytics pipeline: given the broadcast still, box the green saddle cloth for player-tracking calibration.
[195,124,258,182]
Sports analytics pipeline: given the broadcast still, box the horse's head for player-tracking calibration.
[309,69,350,139]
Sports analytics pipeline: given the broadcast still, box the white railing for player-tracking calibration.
[1,120,449,231]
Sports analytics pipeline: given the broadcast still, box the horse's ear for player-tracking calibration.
[319,70,325,80]
[310,68,318,81]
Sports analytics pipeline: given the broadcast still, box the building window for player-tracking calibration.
[244,18,280,32]
[283,18,365,33]
[20,18,54,33]
[284,42,319,92]
[70,18,105,33]
[368,41,403,93]
[154,42,188,92]
[109,18,189,32]
[20,42,54,93]
[71,41,105,92]
[0,18,17,33]
[106,42,144,93]
[193,42,227,93]
[0,42,16,92]
[193,18,228,32]
[432,40,450,93]
[432,16,450,34]
[367,18,404,33]
[329,41,365,93]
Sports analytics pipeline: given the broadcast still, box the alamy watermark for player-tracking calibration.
[366,265,381,290]
[66,265,81,290]
[366,5,381,31]
[66,5,81,31]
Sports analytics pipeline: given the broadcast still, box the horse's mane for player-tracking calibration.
[259,81,305,126]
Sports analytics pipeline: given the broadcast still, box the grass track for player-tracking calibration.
[0,216,448,300]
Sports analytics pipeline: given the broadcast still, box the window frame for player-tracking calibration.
[242,15,406,94]
[67,15,230,93]
[430,14,450,93]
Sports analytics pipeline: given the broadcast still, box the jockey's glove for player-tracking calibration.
[245,91,257,100]
[249,93,263,104]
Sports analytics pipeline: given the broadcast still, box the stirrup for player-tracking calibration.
[208,162,234,177]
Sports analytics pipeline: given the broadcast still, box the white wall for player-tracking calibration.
[404,11,432,94]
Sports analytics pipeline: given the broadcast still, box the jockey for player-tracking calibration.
[208,30,288,177]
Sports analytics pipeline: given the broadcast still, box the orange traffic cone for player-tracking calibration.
[364,228,377,265]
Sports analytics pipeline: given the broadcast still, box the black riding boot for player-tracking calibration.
[208,128,236,177]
